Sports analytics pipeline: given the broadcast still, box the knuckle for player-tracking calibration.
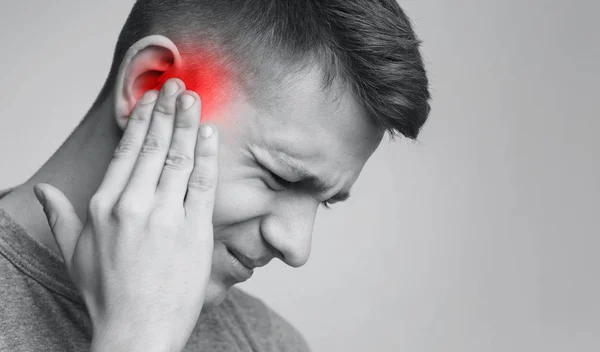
[113,138,138,158]
[188,172,216,192]
[164,149,193,171]
[113,198,145,219]
[140,134,168,155]
[153,103,174,119]
[89,194,110,213]
[129,109,148,122]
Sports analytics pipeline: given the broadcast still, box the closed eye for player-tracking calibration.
[267,170,290,188]
[269,170,334,210]
[257,162,289,191]
[258,162,334,210]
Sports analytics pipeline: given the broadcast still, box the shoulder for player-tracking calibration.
[224,287,312,352]
[0,186,15,200]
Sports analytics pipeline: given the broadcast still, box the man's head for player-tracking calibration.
[90,0,430,305]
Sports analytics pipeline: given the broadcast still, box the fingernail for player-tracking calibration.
[140,90,158,104]
[163,79,181,96]
[178,94,195,110]
[200,125,214,138]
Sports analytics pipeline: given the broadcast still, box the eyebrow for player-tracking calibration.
[271,152,351,203]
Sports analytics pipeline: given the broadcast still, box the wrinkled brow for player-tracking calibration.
[272,152,351,202]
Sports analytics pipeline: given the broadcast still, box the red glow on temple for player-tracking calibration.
[136,45,234,122]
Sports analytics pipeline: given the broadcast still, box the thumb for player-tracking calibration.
[33,183,83,265]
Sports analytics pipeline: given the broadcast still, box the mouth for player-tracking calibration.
[223,246,255,283]
[226,247,255,271]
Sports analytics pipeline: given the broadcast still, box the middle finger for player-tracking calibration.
[121,78,185,203]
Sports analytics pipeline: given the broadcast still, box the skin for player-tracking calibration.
[0,35,386,312]
[54,83,218,352]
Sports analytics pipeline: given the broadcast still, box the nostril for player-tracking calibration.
[261,233,311,268]
[263,238,285,261]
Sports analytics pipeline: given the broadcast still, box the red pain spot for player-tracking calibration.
[137,44,234,122]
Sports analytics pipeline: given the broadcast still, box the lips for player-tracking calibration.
[227,247,257,270]
[227,246,275,270]
[217,243,274,284]
[224,247,254,283]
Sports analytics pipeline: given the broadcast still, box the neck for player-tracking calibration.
[0,97,122,256]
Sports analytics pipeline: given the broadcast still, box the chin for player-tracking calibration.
[201,278,231,309]
[201,242,249,309]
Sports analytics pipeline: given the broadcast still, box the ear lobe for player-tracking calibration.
[114,35,182,130]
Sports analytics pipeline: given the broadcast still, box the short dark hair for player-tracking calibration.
[93,0,431,140]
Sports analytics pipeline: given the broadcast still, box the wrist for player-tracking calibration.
[90,318,187,352]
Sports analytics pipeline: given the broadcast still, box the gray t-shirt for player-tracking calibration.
[0,187,310,352]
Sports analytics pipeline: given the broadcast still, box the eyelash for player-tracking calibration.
[262,166,333,209]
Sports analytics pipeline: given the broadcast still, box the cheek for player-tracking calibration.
[211,181,272,232]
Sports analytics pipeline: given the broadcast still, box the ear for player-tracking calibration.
[113,35,183,131]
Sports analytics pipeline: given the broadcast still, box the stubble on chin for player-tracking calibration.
[200,279,230,310]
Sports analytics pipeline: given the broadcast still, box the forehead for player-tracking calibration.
[233,67,385,188]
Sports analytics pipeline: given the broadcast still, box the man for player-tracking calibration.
[0,0,430,351]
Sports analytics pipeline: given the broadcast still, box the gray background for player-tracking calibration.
[1,1,598,351]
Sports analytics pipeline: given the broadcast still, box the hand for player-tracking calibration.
[32,78,218,352]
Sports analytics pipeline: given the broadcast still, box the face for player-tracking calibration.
[198,67,385,306]
[115,42,385,306]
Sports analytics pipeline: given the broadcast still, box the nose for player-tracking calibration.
[260,192,318,268]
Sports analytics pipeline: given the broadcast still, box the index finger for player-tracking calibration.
[95,90,158,202]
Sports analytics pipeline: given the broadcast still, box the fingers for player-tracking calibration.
[95,77,217,225]
[154,91,201,206]
[121,78,186,205]
[96,90,158,200]
[184,124,219,222]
